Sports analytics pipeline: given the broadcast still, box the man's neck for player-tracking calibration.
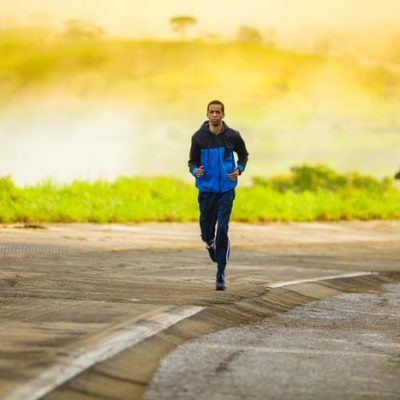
[209,122,223,135]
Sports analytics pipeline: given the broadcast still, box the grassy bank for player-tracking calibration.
[1,28,399,112]
[1,165,399,223]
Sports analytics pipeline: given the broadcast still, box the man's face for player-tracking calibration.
[207,104,224,126]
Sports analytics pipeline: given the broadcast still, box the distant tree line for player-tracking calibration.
[2,12,399,65]
[168,15,276,46]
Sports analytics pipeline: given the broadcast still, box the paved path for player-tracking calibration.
[0,222,399,399]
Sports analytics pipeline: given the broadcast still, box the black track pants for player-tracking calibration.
[198,189,235,283]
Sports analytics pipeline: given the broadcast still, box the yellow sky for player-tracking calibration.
[1,0,400,38]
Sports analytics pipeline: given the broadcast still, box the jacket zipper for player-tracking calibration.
[218,147,221,192]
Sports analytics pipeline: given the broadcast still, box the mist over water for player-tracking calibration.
[0,97,195,186]
[0,100,134,185]
[1,94,399,187]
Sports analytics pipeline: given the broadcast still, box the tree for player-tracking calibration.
[169,16,197,41]
[64,19,105,41]
[264,27,276,48]
[236,25,263,44]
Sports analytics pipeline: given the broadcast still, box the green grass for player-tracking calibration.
[1,165,399,223]
[0,176,197,223]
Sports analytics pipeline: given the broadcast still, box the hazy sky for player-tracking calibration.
[1,0,400,38]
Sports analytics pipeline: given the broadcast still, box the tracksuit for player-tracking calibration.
[188,121,249,285]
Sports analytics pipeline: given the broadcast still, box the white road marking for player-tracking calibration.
[8,305,204,400]
[268,271,377,288]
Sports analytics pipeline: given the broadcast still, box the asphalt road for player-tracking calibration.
[0,221,399,400]
[146,283,400,400]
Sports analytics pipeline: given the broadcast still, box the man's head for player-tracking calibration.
[207,100,225,127]
[207,100,225,114]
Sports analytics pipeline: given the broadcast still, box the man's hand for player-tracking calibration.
[228,168,239,181]
[195,166,204,178]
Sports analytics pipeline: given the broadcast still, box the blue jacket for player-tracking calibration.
[188,121,249,193]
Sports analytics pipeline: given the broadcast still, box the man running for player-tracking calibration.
[188,100,249,290]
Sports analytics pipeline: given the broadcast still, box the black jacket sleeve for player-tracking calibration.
[235,132,249,172]
[188,134,200,174]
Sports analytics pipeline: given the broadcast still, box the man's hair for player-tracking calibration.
[207,100,225,114]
